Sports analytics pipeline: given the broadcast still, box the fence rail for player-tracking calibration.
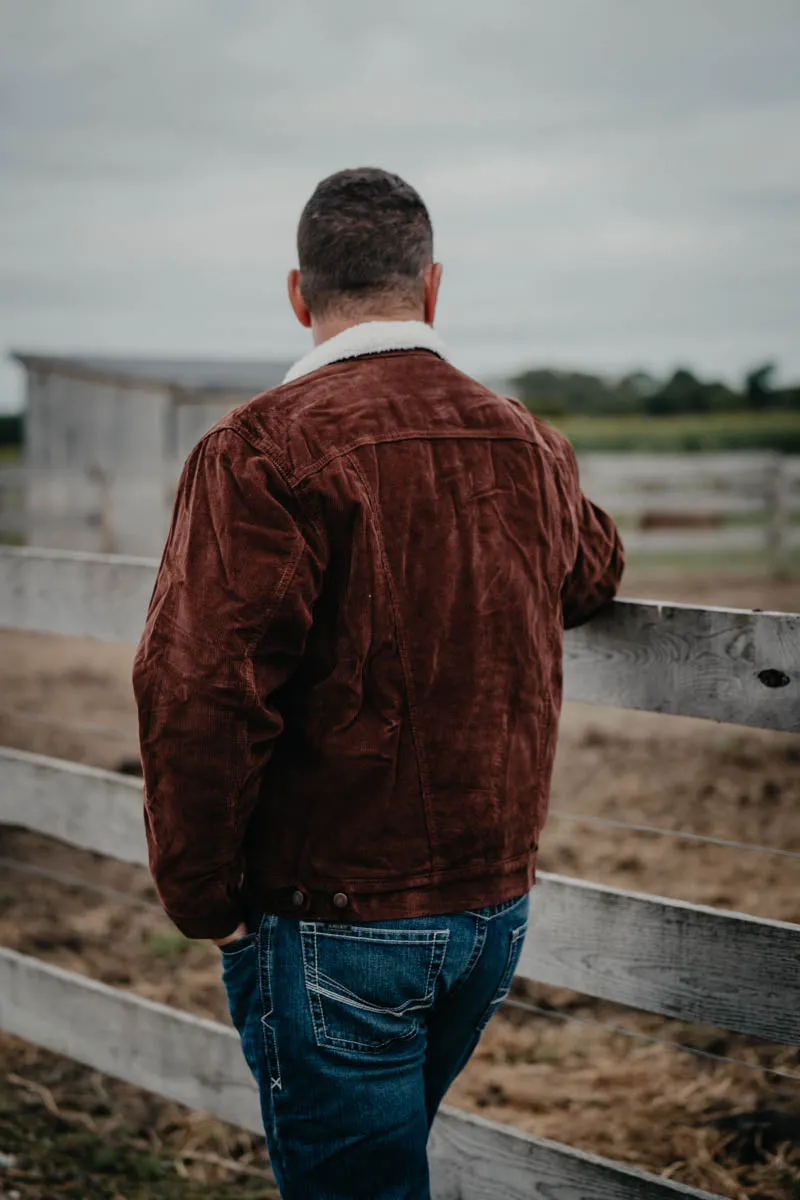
[1,546,798,730]
[1,547,799,1199]
[4,745,797,1046]
[0,949,721,1199]
[2,454,800,562]
[580,453,800,566]
[0,465,172,555]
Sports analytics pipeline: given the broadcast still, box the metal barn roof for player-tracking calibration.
[11,352,292,395]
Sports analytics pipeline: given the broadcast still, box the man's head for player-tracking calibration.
[288,168,442,341]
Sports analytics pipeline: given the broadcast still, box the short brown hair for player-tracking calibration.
[297,168,433,317]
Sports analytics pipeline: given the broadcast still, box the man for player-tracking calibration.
[133,167,624,1199]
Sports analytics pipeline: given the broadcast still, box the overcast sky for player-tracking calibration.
[1,0,799,411]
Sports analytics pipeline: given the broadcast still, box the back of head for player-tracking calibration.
[297,168,434,320]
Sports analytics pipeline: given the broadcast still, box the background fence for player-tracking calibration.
[0,465,174,556]
[2,453,800,565]
[0,545,799,1198]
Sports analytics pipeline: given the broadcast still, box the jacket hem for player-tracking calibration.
[244,855,537,923]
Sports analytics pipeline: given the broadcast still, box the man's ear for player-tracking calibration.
[288,269,312,328]
[423,262,443,325]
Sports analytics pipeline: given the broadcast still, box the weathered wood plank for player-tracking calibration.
[622,526,800,553]
[586,491,769,516]
[620,528,768,553]
[563,597,800,732]
[0,946,259,1131]
[0,949,722,1199]
[3,747,798,1044]
[429,1108,722,1199]
[522,874,800,1046]
[2,548,798,729]
[0,546,155,642]
[578,452,779,484]
[0,747,146,865]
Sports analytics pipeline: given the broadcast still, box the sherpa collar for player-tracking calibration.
[282,320,449,384]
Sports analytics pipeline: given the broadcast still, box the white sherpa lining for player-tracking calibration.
[282,320,449,384]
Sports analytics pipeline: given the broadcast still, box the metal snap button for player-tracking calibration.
[291,889,305,908]
[332,892,349,909]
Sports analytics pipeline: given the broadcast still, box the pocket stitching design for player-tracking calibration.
[301,923,449,944]
[300,925,449,1053]
[257,914,281,1091]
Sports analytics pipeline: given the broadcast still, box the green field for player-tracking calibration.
[546,409,800,453]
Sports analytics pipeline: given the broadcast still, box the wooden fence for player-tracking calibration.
[0,466,173,556]
[1,545,799,1198]
[3,453,800,562]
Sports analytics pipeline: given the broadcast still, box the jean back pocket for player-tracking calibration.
[300,922,449,1053]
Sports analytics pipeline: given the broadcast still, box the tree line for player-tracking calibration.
[0,414,23,447]
[509,362,800,417]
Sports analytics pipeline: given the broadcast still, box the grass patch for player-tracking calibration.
[143,929,190,958]
[622,548,800,580]
[545,409,800,453]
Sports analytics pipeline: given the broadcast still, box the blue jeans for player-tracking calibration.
[221,893,529,1200]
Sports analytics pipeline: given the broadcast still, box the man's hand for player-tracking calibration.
[212,923,248,947]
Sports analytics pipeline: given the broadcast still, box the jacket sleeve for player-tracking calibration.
[560,445,625,630]
[132,429,325,939]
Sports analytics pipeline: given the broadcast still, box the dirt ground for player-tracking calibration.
[1,568,799,1198]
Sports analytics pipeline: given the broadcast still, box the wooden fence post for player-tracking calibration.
[765,453,788,577]
[89,466,115,555]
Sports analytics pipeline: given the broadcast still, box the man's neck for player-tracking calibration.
[311,310,426,347]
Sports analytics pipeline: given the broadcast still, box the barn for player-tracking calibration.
[9,352,291,554]
[13,352,291,473]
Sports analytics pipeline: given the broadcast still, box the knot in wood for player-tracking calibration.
[757,668,790,689]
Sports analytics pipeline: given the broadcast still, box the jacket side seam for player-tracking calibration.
[226,535,306,833]
[344,449,436,863]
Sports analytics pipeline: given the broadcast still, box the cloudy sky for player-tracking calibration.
[1,0,798,411]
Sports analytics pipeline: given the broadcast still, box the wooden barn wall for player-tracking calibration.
[25,373,167,471]
[23,373,169,552]
[174,395,243,461]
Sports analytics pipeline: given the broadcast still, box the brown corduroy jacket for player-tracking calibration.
[133,346,624,939]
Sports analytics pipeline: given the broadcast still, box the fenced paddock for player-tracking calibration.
[577,453,800,567]
[0,546,798,1198]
